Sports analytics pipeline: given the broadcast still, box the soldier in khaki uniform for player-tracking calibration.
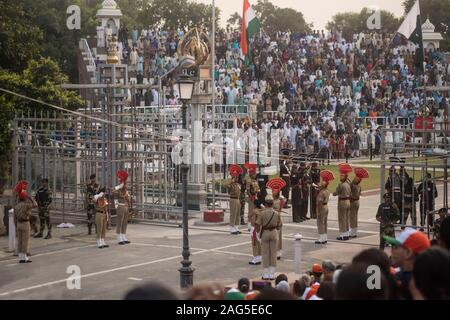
[225,165,243,235]
[256,193,282,280]
[333,163,352,241]
[94,189,110,249]
[113,170,131,245]
[13,184,38,263]
[245,163,261,265]
[315,170,334,244]
[86,174,99,235]
[349,168,369,238]
[267,178,286,260]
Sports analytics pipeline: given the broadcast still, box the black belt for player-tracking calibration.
[230,197,239,200]
[350,198,360,202]
[263,227,277,231]
[321,203,328,205]
[339,198,350,201]
[18,219,29,222]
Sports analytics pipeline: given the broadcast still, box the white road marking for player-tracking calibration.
[127,277,143,281]
[0,241,250,297]
[282,223,378,234]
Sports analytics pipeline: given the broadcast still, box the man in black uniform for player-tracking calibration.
[86,174,99,235]
[34,178,53,239]
[255,170,269,209]
[399,167,418,228]
[417,173,438,228]
[290,165,301,223]
[376,193,400,250]
[309,161,321,219]
[298,162,311,221]
[279,153,291,209]
[385,166,402,212]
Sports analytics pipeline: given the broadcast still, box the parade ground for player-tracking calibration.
[1,185,447,300]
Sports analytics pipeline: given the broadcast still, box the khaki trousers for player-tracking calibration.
[96,212,106,240]
[116,205,129,234]
[261,230,278,268]
[338,200,350,233]
[17,221,30,254]
[317,206,328,234]
[350,200,359,229]
[230,199,241,226]
[247,200,256,225]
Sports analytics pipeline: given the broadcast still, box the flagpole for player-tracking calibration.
[211,0,216,212]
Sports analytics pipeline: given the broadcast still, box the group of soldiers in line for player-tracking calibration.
[12,170,133,262]
[225,160,369,280]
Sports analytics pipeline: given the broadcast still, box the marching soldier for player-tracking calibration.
[245,163,261,265]
[349,168,369,239]
[267,178,286,260]
[399,168,418,228]
[34,178,53,239]
[225,165,243,235]
[13,181,38,263]
[417,173,438,229]
[238,174,246,226]
[113,170,131,245]
[256,193,282,281]
[279,155,291,209]
[376,193,400,250]
[298,162,311,221]
[334,163,352,241]
[315,170,334,244]
[94,188,109,249]
[86,174,99,235]
[309,161,321,219]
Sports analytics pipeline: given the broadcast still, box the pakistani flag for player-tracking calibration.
[241,0,261,64]
[397,0,424,73]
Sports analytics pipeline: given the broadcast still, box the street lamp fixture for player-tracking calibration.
[177,74,195,289]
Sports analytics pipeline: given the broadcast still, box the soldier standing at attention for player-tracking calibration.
[349,168,369,239]
[279,157,291,208]
[399,167,418,228]
[225,165,243,235]
[238,174,246,226]
[94,188,110,249]
[34,178,53,239]
[290,165,301,223]
[256,193,282,281]
[113,170,131,245]
[245,164,261,265]
[309,161,321,219]
[315,170,334,244]
[298,162,311,221]
[334,163,352,241]
[376,193,400,250]
[267,178,286,260]
[86,174,99,235]
[14,181,38,263]
[385,166,401,211]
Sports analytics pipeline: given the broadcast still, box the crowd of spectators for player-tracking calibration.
[100,24,449,159]
[124,218,450,300]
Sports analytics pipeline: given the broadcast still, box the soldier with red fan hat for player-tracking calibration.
[315,170,334,244]
[13,181,38,263]
[245,163,261,265]
[350,168,369,239]
[333,163,352,241]
[113,170,131,245]
[94,188,109,249]
[225,165,243,235]
[267,178,286,260]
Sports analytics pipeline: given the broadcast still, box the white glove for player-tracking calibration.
[8,209,14,215]
[115,183,124,191]
[94,192,104,201]
[256,231,261,243]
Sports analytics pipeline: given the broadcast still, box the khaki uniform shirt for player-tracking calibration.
[350,183,362,200]
[256,208,281,230]
[14,201,33,221]
[335,180,351,200]
[317,188,330,211]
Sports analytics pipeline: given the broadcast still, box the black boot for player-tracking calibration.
[44,232,52,239]
[88,224,92,235]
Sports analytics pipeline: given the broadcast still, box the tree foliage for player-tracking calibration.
[326,8,400,39]
[253,0,312,35]
[227,12,242,29]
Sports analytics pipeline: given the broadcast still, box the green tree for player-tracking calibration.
[253,0,311,35]
[326,8,400,39]
[227,12,242,29]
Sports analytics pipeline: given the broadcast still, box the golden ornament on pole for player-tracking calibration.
[177,27,210,67]
[106,35,119,64]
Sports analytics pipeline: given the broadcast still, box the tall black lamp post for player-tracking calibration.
[177,75,195,289]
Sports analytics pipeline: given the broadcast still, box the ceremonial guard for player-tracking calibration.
[279,154,291,208]
[315,170,334,244]
[13,181,37,263]
[298,162,311,221]
[376,193,400,250]
[225,165,243,235]
[334,163,352,241]
[34,178,53,239]
[417,173,438,228]
[245,163,261,265]
[113,170,131,245]
[399,167,418,227]
[86,174,99,235]
[94,188,109,249]
[256,193,282,280]
[290,165,301,223]
[385,166,401,211]
[267,178,286,260]
[309,162,320,219]
[349,168,369,238]
[432,208,449,241]
[238,174,246,226]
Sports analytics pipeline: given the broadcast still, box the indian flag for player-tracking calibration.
[397,0,424,73]
[241,0,261,63]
